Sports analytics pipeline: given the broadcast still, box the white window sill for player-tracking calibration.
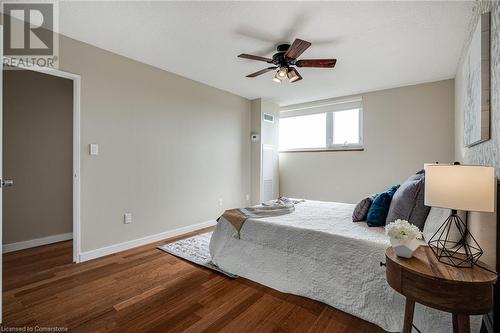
[279,147,364,153]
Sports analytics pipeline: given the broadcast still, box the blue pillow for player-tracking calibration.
[366,185,400,227]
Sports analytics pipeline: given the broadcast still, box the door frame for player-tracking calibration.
[3,58,82,263]
[1,25,4,324]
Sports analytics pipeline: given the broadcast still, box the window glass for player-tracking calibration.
[279,113,326,150]
[332,109,359,145]
[279,106,362,151]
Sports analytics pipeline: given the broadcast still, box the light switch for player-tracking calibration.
[89,143,99,156]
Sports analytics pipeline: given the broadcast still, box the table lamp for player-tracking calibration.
[424,163,496,268]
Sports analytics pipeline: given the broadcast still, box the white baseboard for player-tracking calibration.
[3,232,73,253]
[79,220,216,262]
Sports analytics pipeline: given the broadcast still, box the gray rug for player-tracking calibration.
[158,232,237,278]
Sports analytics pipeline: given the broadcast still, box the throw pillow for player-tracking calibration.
[386,173,430,230]
[367,185,399,227]
[352,195,376,222]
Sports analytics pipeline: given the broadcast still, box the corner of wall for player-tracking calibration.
[250,99,262,204]
[250,99,280,204]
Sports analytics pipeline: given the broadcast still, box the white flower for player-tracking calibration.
[385,219,422,241]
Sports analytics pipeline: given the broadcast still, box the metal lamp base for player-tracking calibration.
[427,210,483,268]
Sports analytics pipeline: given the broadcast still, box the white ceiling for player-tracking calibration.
[59,1,474,106]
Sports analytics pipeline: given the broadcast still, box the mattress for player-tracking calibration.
[209,200,481,332]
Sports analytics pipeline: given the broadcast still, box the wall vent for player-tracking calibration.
[263,113,274,123]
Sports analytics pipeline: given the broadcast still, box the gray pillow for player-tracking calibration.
[386,173,430,230]
[352,195,376,222]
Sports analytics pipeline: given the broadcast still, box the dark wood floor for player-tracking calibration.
[3,227,384,332]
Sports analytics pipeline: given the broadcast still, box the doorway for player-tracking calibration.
[2,66,81,264]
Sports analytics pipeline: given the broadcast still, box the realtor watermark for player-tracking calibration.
[2,0,59,69]
[0,326,68,332]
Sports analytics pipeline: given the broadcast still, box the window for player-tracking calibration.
[332,109,360,146]
[279,113,326,150]
[279,101,363,151]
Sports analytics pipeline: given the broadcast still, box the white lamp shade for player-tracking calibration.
[424,164,496,213]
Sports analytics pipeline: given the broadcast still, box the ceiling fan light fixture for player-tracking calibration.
[287,68,300,82]
[239,38,336,83]
[273,72,281,83]
[277,67,288,80]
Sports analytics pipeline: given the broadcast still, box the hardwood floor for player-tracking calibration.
[3,228,385,332]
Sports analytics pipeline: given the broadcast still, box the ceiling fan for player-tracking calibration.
[238,38,337,83]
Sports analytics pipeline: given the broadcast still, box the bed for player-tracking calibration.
[209,200,481,333]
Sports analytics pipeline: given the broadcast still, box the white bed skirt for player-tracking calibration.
[209,200,481,333]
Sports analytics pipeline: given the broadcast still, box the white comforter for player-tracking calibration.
[209,200,480,332]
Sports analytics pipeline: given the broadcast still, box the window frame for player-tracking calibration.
[279,98,364,152]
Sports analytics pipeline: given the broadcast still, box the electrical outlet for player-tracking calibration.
[218,198,223,207]
[124,213,132,224]
[246,194,250,202]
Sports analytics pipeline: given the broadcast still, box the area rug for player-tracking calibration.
[158,232,237,278]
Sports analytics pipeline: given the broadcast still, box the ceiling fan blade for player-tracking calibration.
[238,53,273,63]
[295,59,337,68]
[284,39,311,60]
[246,67,277,78]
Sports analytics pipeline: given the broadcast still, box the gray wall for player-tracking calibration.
[280,80,455,204]
[3,70,73,244]
[57,36,251,252]
[454,1,499,267]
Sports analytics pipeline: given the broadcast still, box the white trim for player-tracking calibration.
[3,233,73,253]
[280,147,364,153]
[1,25,4,324]
[280,96,362,118]
[3,58,82,263]
[79,220,217,262]
[72,73,82,264]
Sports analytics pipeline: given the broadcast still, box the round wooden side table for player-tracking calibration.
[385,246,497,333]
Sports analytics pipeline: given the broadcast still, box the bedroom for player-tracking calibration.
[1,1,498,332]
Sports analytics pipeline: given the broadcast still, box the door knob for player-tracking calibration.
[1,179,14,188]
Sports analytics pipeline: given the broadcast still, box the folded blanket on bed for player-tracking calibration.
[219,197,303,238]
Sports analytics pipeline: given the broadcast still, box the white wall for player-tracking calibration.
[57,36,251,252]
[454,1,499,268]
[280,80,455,204]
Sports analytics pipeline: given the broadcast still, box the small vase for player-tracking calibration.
[390,237,420,258]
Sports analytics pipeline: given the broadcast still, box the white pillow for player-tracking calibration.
[422,207,465,247]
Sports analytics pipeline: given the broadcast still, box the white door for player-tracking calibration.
[262,144,275,202]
